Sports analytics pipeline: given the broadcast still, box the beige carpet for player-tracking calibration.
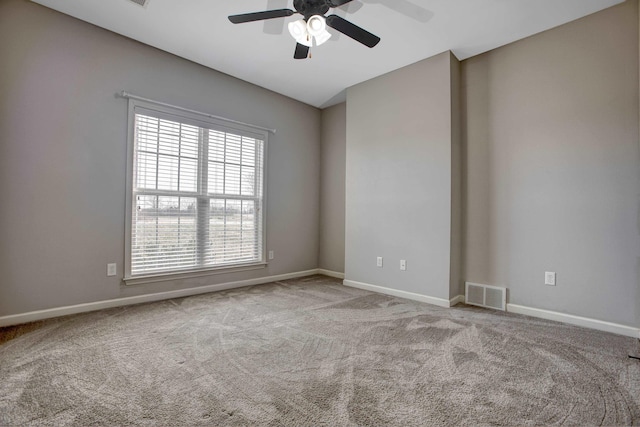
[0,275,638,426]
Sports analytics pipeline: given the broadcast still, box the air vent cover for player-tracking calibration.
[128,0,149,7]
[465,282,507,311]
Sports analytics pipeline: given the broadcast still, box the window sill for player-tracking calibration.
[123,262,268,286]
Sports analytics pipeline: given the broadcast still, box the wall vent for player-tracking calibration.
[465,282,507,311]
[128,0,149,7]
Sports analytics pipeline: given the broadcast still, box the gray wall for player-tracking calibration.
[319,103,346,273]
[345,52,458,301]
[0,0,321,316]
[449,54,463,299]
[2,0,637,330]
[462,0,639,327]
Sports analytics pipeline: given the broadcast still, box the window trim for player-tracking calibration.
[123,98,269,285]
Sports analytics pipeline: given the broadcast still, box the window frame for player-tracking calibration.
[123,98,268,285]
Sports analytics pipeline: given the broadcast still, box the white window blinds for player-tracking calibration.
[129,108,265,277]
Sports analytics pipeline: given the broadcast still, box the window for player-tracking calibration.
[124,99,267,282]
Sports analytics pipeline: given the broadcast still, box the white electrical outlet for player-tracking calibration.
[545,271,556,286]
[268,250,274,260]
[107,263,117,277]
[376,257,383,268]
[400,260,407,271]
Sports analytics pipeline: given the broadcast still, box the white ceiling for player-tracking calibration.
[31,0,623,108]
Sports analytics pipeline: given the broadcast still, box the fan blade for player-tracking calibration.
[294,43,310,59]
[264,0,288,34]
[329,0,354,6]
[325,15,380,48]
[228,9,295,24]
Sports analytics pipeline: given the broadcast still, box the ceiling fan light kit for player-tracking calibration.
[288,15,332,48]
[228,0,380,59]
[288,19,312,47]
[307,15,332,46]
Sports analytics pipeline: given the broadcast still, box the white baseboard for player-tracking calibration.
[6,270,635,339]
[507,303,640,339]
[0,269,318,328]
[317,269,345,279]
[343,279,455,308]
[450,294,465,306]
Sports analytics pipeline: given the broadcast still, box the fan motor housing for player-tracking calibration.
[294,0,331,19]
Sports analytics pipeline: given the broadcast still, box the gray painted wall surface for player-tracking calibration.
[2,0,638,330]
[449,54,463,299]
[319,103,346,273]
[0,0,321,316]
[462,0,639,327]
[345,52,455,300]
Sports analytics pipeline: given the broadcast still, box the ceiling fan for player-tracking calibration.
[228,0,381,59]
